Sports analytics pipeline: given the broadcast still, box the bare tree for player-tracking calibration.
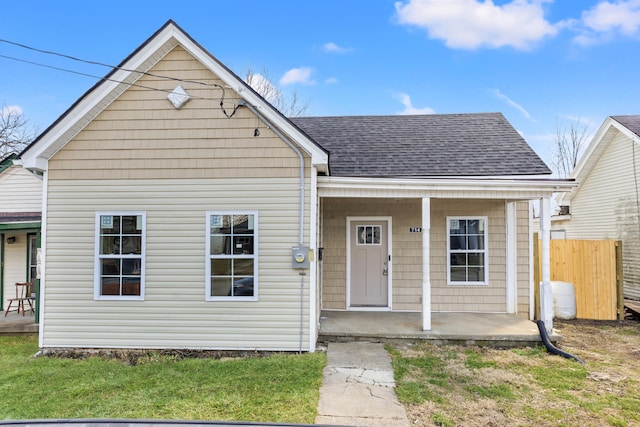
[244,68,309,117]
[552,118,591,178]
[0,104,36,158]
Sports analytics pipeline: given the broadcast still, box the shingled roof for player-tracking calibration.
[612,115,640,137]
[291,113,551,177]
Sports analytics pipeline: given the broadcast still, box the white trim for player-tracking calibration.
[421,197,431,330]
[205,210,258,302]
[308,167,318,352]
[506,202,517,314]
[539,198,553,332]
[37,170,48,347]
[529,201,535,320]
[346,216,393,310]
[348,306,392,312]
[446,216,489,286]
[94,211,146,301]
[318,176,575,198]
[559,117,640,205]
[20,22,329,173]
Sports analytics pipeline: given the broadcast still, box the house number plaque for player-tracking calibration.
[409,227,422,233]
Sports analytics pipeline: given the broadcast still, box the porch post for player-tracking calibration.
[506,202,517,314]
[422,197,431,330]
[539,197,553,332]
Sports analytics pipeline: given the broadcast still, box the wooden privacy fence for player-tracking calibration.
[534,237,623,320]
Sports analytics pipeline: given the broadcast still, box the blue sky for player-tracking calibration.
[1,0,640,168]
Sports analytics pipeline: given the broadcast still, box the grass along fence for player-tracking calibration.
[534,237,623,320]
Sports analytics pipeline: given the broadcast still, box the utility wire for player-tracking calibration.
[0,39,243,118]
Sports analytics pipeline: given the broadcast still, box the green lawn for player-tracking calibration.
[0,335,325,424]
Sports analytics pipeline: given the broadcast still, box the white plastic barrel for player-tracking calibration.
[551,281,576,319]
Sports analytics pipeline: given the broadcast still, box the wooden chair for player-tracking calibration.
[4,282,34,316]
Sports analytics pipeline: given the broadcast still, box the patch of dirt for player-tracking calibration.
[40,347,276,365]
[398,318,640,427]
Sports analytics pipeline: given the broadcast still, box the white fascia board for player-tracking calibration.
[21,27,178,171]
[173,30,329,169]
[563,116,640,204]
[318,176,576,198]
[20,22,328,173]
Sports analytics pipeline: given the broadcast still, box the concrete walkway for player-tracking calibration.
[316,342,410,427]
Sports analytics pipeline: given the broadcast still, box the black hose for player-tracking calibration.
[536,320,584,364]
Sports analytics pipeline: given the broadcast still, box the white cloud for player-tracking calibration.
[493,89,536,122]
[574,0,640,45]
[395,93,435,115]
[1,105,23,116]
[322,42,353,53]
[279,67,316,86]
[394,0,561,50]
[325,77,338,84]
[246,73,280,104]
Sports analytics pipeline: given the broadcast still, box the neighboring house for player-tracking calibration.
[555,115,640,301]
[18,21,572,352]
[0,153,42,312]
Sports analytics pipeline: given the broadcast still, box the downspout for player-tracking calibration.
[536,320,584,364]
[237,100,305,245]
[236,100,307,352]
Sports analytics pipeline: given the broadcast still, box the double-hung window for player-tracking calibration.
[206,211,257,300]
[447,217,488,285]
[95,212,145,299]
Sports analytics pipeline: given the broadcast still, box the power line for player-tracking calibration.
[0,39,243,118]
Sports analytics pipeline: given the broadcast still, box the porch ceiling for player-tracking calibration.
[317,176,575,200]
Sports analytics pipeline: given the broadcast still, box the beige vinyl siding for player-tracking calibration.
[430,199,507,312]
[0,166,42,212]
[321,198,422,311]
[42,45,313,351]
[43,178,311,350]
[564,132,640,299]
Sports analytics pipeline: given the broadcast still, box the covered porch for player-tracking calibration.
[317,310,558,347]
[0,309,38,334]
[317,177,576,336]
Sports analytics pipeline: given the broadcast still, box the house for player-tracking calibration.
[18,21,573,352]
[0,153,42,313]
[554,115,640,301]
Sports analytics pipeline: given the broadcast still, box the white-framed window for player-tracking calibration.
[95,212,146,299]
[206,211,257,301]
[447,217,488,285]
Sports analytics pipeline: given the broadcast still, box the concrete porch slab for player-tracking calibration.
[0,311,38,334]
[318,311,559,347]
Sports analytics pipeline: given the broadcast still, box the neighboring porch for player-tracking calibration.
[317,310,558,347]
[0,309,38,334]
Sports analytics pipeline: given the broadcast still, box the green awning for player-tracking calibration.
[0,221,41,231]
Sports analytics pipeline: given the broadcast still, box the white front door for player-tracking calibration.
[348,218,391,308]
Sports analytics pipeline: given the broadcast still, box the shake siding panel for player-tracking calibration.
[431,199,507,312]
[516,201,530,317]
[41,45,313,351]
[321,198,422,311]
